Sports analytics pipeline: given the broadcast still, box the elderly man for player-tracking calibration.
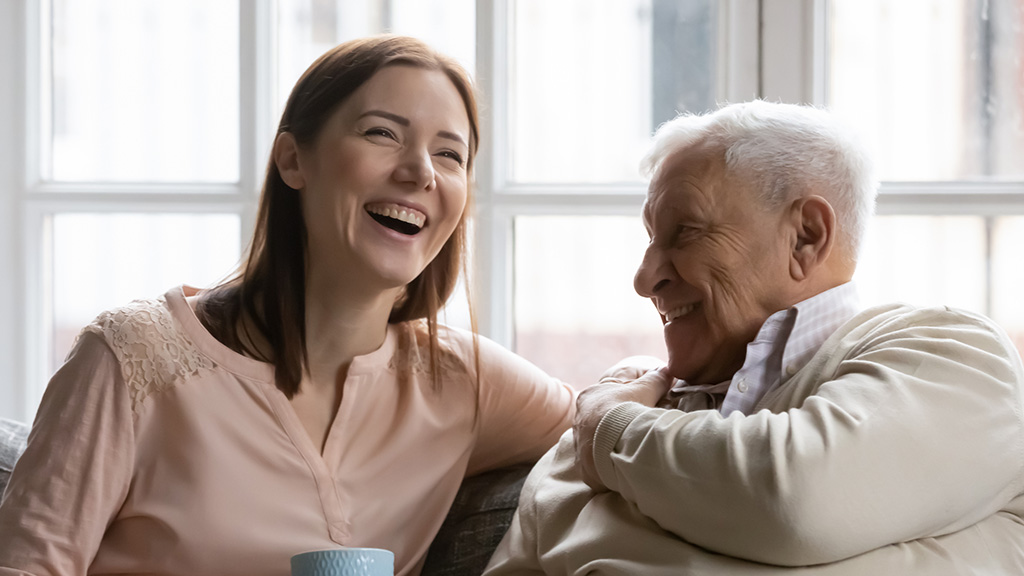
[484,101,1024,575]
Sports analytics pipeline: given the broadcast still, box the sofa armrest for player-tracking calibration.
[422,464,533,576]
[0,418,29,501]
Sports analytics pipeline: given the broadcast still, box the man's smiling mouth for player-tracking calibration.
[664,302,699,322]
[366,203,425,236]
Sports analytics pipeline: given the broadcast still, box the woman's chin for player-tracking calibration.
[360,257,425,289]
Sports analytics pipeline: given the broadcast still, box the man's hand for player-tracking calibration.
[597,355,665,383]
[574,366,674,491]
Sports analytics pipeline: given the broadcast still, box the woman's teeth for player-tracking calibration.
[664,303,697,322]
[366,204,426,229]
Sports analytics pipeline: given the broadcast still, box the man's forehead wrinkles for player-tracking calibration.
[643,196,665,231]
[644,187,671,224]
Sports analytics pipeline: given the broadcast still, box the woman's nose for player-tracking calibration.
[634,244,672,298]
[394,147,436,191]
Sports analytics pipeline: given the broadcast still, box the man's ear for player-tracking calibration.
[789,195,836,281]
[274,132,305,190]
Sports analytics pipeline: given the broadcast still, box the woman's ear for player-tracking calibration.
[789,195,836,281]
[274,132,305,190]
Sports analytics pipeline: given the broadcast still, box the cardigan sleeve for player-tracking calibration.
[590,306,1024,566]
[0,332,135,575]
[465,332,576,476]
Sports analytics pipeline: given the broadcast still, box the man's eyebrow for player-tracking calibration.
[359,109,467,147]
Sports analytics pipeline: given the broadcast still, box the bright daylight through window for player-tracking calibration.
[832,0,1024,354]
[0,0,1022,421]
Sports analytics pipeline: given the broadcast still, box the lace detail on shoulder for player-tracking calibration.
[79,296,216,414]
[389,321,472,384]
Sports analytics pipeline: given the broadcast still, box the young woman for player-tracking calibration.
[0,36,575,576]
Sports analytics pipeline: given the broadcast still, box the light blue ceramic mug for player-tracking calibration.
[291,548,394,576]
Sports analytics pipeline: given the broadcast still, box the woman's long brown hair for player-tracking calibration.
[197,35,480,398]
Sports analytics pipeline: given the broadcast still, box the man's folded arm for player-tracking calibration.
[590,307,1024,567]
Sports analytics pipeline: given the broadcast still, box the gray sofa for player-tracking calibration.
[0,419,27,503]
[0,417,528,576]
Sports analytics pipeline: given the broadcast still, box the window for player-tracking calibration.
[2,0,250,420]
[48,0,240,182]
[822,0,1024,349]
[501,0,720,385]
[2,0,1022,421]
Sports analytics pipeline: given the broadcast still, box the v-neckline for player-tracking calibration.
[170,284,401,466]
[270,328,400,467]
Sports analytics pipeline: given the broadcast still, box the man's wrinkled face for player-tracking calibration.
[634,146,795,385]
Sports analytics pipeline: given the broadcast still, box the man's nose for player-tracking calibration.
[634,244,672,298]
[393,146,436,190]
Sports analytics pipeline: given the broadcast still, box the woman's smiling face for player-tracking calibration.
[281,64,471,292]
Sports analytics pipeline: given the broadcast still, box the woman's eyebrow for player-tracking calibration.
[437,130,467,147]
[359,109,409,125]
[359,109,467,147]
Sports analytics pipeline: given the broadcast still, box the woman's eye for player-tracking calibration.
[365,127,396,140]
[438,150,465,167]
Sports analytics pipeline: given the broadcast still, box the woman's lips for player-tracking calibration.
[365,202,426,235]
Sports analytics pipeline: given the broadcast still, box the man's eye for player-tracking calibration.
[672,225,693,243]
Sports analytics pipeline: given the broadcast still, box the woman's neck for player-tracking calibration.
[301,267,402,386]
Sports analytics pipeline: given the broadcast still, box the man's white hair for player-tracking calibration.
[640,100,878,264]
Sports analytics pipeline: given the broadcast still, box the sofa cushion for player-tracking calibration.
[421,463,533,576]
[0,418,29,501]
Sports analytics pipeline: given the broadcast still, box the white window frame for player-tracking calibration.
[4,0,1020,422]
[472,0,761,347]
[0,1,758,422]
[0,0,276,420]
[0,0,26,420]
[760,0,1024,322]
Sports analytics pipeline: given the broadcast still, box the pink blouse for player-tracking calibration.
[0,286,575,576]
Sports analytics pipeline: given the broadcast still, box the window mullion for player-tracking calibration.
[718,0,761,102]
[759,0,825,104]
[474,0,511,346]
[490,190,646,216]
[876,182,1024,216]
[1,0,29,421]
[240,0,276,248]
[984,215,994,318]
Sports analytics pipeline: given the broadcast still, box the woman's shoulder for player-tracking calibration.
[392,320,532,378]
[433,323,558,384]
[80,286,208,346]
[76,288,216,408]
[83,295,172,340]
[433,322,475,352]
[432,323,526,365]
[76,296,175,369]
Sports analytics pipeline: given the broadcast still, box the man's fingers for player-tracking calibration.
[597,355,666,382]
[629,367,675,405]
